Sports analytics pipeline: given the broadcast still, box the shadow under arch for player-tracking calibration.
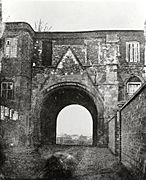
[39,82,104,146]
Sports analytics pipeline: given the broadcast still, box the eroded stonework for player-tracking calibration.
[0,22,146,146]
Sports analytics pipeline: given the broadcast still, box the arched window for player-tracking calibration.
[127,76,141,96]
[1,81,14,100]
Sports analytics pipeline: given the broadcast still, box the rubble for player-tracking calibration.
[39,152,77,179]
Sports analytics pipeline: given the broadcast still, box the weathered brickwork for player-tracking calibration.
[120,83,146,178]
[108,112,121,156]
[0,23,34,145]
[0,22,146,146]
[108,116,117,154]
[1,24,33,111]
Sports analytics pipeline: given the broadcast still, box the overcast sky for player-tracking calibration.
[57,105,92,136]
[3,0,146,31]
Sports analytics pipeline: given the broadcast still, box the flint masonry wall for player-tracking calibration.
[120,83,146,177]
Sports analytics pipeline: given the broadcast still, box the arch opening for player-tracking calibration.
[39,84,103,146]
[56,104,93,145]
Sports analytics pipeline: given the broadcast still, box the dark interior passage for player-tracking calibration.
[40,85,98,145]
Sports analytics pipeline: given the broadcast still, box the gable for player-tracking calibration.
[56,48,82,75]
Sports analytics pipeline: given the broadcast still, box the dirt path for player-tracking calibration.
[73,147,120,179]
[2,146,133,180]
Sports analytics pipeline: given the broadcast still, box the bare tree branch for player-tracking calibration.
[34,19,53,32]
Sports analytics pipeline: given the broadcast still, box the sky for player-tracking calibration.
[2,0,146,31]
[57,105,93,136]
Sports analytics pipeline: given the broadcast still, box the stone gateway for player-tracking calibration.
[0,22,146,146]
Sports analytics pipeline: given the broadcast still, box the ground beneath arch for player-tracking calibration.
[2,145,133,180]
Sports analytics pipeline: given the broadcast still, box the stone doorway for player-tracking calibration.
[32,82,104,146]
[39,84,100,146]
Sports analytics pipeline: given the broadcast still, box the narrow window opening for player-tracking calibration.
[1,82,14,100]
[6,40,10,46]
[126,41,140,62]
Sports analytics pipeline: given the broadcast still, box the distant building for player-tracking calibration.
[71,134,79,140]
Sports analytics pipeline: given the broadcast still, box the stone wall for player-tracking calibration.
[1,25,33,113]
[0,118,28,147]
[108,113,121,156]
[1,22,146,146]
[35,35,120,122]
[0,23,33,146]
[33,30,146,123]
[108,116,117,154]
[120,83,146,178]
